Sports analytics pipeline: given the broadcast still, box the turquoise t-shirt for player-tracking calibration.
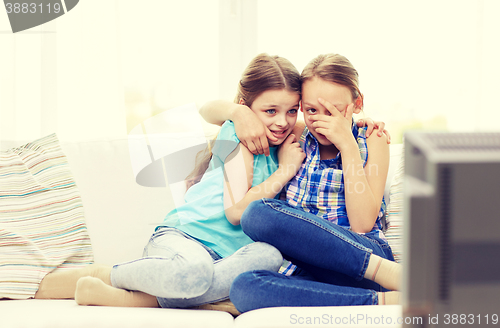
[158,121,279,258]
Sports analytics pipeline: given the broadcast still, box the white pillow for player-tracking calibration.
[0,134,93,299]
[384,144,405,263]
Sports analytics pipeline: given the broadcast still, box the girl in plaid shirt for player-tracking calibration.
[202,54,401,311]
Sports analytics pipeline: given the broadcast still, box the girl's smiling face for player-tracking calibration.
[245,88,300,146]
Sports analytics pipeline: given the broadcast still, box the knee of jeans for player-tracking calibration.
[160,253,214,298]
[185,255,214,297]
[240,200,259,228]
[230,270,279,313]
[241,200,272,239]
[229,271,256,313]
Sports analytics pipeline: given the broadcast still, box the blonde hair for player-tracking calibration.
[185,53,301,190]
[301,53,363,104]
[235,53,302,106]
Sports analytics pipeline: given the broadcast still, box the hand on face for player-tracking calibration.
[238,89,300,156]
[309,98,355,150]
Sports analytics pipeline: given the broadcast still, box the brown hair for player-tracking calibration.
[301,53,363,104]
[185,53,301,190]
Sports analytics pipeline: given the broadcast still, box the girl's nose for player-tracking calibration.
[275,115,287,127]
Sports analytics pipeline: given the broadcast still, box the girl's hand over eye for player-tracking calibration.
[277,134,305,179]
[232,105,277,156]
[310,98,355,151]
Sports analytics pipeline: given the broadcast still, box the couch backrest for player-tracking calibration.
[58,139,403,265]
[61,139,174,265]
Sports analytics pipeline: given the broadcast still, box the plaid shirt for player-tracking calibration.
[279,124,387,275]
[286,124,386,231]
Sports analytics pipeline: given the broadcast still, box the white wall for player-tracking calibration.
[256,0,500,139]
[1,0,499,145]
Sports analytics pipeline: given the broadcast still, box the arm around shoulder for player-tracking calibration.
[199,100,242,126]
[365,128,390,170]
[365,128,390,207]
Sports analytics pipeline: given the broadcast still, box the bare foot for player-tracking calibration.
[192,299,241,317]
[378,291,401,305]
[75,277,158,307]
[364,255,401,291]
[86,264,112,285]
[35,264,111,299]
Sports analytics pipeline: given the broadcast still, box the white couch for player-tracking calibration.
[1,136,404,328]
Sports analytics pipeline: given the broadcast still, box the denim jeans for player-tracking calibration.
[110,227,283,308]
[229,199,395,312]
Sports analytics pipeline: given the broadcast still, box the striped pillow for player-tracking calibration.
[0,134,93,299]
[384,144,405,263]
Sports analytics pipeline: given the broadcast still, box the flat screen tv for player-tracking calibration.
[402,132,500,327]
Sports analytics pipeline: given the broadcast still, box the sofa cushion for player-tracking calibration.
[0,299,234,328]
[0,134,93,299]
[59,138,174,265]
[384,144,405,263]
[233,304,403,327]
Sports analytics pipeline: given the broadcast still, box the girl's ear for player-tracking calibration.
[354,95,364,114]
[238,98,246,106]
[300,100,304,112]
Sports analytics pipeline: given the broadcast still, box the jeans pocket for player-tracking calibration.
[142,227,182,257]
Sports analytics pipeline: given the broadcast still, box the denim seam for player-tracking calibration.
[263,199,371,280]
[360,252,371,281]
[263,199,371,253]
[111,256,176,289]
[351,232,394,264]
[252,272,374,301]
[212,242,256,265]
[154,227,222,261]
[371,290,378,305]
[358,231,391,250]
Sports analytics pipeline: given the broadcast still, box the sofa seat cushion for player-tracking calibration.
[0,299,234,328]
[233,304,403,327]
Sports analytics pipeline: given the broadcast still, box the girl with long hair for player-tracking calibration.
[35,53,305,309]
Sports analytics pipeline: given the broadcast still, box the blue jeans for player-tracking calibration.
[229,199,395,312]
[110,227,283,308]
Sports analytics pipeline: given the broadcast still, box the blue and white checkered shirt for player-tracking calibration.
[279,124,386,275]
